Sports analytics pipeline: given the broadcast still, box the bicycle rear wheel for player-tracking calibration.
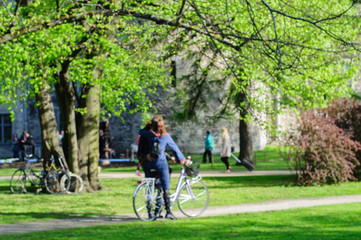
[44,170,69,194]
[177,179,209,217]
[60,173,84,194]
[10,169,26,193]
[133,182,159,221]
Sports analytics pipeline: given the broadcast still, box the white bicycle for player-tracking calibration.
[133,162,209,221]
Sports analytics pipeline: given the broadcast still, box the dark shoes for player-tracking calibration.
[148,212,157,221]
[165,211,178,220]
[154,206,163,218]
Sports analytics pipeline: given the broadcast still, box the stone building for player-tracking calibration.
[1,64,358,159]
[0,89,268,159]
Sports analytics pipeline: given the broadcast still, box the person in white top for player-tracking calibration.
[221,127,232,173]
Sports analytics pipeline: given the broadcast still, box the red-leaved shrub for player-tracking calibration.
[327,98,361,179]
[290,98,361,185]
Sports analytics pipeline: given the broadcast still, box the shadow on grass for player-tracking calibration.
[203,175,298,188]
[0,185,13,193]
[0,211,101,222]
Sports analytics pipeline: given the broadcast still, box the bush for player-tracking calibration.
[290,98,361,185]
[327,98,361,179]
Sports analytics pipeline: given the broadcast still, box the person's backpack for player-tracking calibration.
[150,138,160,159]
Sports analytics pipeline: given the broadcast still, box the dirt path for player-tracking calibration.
[0,170,296,181]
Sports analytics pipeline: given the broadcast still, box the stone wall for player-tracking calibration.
[0,100,42,158]
[108,85,268,156]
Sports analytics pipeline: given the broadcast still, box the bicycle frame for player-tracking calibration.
[46,155,66,172]
[21,156,43,181]
[133,164,208,221]
[169,167,202,207]
[137,166,202,208]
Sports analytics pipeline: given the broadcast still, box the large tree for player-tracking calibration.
[0,0,171,191]
[0,1,360,187]
[157,0,361,162]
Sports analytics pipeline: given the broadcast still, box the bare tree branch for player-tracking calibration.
[261,0,359,51]
[176,0,187,24]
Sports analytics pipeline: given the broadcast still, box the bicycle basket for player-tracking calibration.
[185,162,200,177]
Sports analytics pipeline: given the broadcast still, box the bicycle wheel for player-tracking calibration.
[133,182,159,221]
[177,179,209,217]
[60,173,83,194]
[44,170,69,194]
[10,169,26,193]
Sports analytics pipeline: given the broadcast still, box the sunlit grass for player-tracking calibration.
[1,203,361,240]
[101,145,293,173]
[1,174,361,225]
[0,145,293,177]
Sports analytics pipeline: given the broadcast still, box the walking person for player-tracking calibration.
[221,127,232,173]
[139,115,189,220]
[202,130,214,164]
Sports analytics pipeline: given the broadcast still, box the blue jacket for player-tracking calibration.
[139,129,185,189]
[205,134,214,150]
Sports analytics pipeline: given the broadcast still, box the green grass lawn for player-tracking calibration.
[0,145,293,177]
[1,203,361,240]
[100,145,293,174]
[1,174,361,225]
[1,145,360,239]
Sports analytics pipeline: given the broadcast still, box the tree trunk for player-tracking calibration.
[36,82,64,161]
[237,90,254,164]
[55,68,79,174]
[238,113,254,164]
[77,83,102,191]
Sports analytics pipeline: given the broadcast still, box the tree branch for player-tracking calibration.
[261,0,359,51]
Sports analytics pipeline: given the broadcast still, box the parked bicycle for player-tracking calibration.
[10,149,44,194]
[10,148,83,194]
[133,162,209,221]
[10,165,44,193]
[44,155,84,194]
[43,155,71,194]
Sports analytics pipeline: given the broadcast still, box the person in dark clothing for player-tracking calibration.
[100,119,112,149]
[12,133,20,158]
[138,115,189,220]
[99,129,112,164]
[19,130,35,160]
[136,121,152,175]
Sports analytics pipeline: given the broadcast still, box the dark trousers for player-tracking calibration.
[203,148,213,163]
[221,156,230,170]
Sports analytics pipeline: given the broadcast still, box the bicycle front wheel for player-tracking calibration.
[133,182,158,221]
[177,179,209,217]
[10,169,26,193]
[60,173,83,194]
[45,170,69,194]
